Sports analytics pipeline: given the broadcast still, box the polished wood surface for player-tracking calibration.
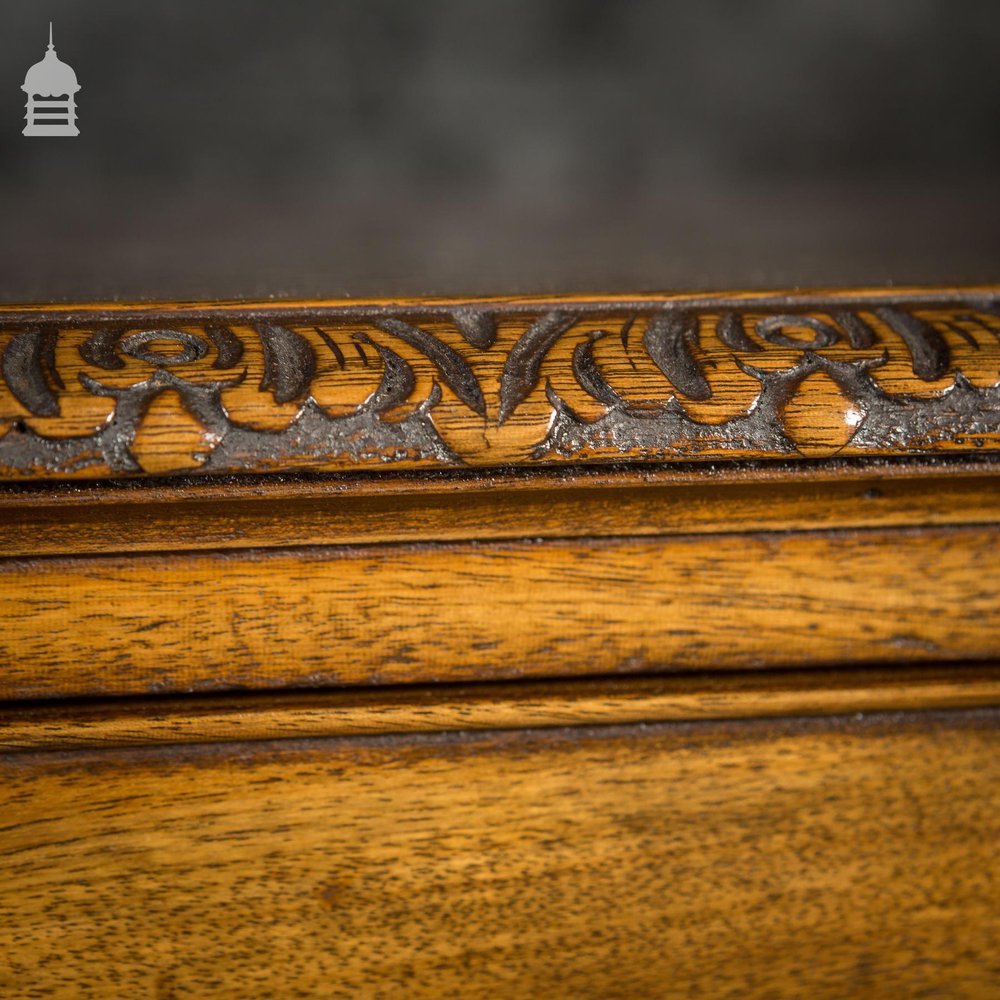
[1,664,997,752]
[2,289,999,480]
[0,711,996,998]
[2,524,998,699]
[0,460,997,557]
[2,288,998,992]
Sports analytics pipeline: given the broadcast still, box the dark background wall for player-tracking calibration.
[1,0,998,301]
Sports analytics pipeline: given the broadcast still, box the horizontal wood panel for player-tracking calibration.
[2,525,998,699]
[0,711,996,997]
[0,463,997,556]
[2,289,999,481]
[1,664,998,752]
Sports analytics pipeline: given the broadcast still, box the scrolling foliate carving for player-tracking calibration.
[0,291,998,479]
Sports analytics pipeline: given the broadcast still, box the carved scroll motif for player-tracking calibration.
[0,294,998,478]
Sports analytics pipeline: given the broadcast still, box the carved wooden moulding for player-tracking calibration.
[1,289,998,479]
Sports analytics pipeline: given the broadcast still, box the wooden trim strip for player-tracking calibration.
[2,525,998,700]
[1,288,998,481]
[1,664,997,752]
[1,285,998,319]
[0,461,997,557]
[3,452,995,504]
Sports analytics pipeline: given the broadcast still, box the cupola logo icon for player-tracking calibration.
[22,23,80,137]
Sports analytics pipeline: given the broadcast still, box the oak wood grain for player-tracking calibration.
[2,289,999,481]
[0,711,996,997]
[0,461,996,557]
[0,663,997,752]
[1,525,997,699]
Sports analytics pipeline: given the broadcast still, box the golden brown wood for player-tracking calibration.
[0,664,997,752]
[3,290,997,995]
[0,460,997,557]
[2,524,997,699]
[2,288,999,480]
[0,711,996,997]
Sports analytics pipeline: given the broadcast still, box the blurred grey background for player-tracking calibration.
[1,0,998,301]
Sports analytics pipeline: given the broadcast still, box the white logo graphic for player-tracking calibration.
[22,23,80,137]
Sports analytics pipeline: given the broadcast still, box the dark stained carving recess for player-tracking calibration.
[451,307,496,350]
[258,324,315,404]
[0,290,998,479]
[618,313,637,353]
[643,312,711,400]
[353,334,416,412]
[874,307,950,381]
[2,328,63,416]
[205,325,245,369]
[374,319,486,416]
[120,330,209,366]
[756,315,839,350]
[715,313,760,353]
[572,334,624,409]
[832,311,876,349]
[498,311,575,424]
[79,328,126,370]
